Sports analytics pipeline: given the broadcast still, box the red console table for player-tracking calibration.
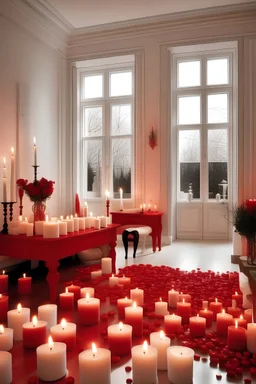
[111,211,163,252]
[0,225,118,303]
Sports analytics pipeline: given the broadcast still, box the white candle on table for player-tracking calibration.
[150,330,171,370]
[89,212,95,227]
[130,288,144,306]
[0,351,12,384]
[26,222,34,237]
[101,257,112,274]
[79,343,111,384]
[132,341,158,384]
[247,323,256,353]
[36,336,67,382]
[35,221,44,235]
[155,297,169,316]
[7,303,30,341]
[167,346,194,384]
[81,287,95,298]
[100,216,108,228]
[10,148,15,202]
[2,158,7,202]
[33,137,37,166]
[50,319,76,351]
[91,270,102,279]
[82,201,88,217]
[73,215,80,231]
[43,216,59,238]
[168,288,179,308]
[58,220,67,235]
[38,304,57,329]
[119,188,123,211]
[63,216,74,232]
[0,325,13,351]
[94,217,101,230]
[109,274,119,287]
[78,217,85,230]
[19,217,28,234]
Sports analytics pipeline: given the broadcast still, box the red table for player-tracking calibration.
[111,211,163,252]
[0,225,118,303]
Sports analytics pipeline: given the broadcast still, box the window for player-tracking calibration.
[173,52,233,201]
[77,56,134,200]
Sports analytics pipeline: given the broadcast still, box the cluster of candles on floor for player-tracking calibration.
[1,266,256,383]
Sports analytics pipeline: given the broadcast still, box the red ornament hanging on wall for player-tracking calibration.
[149,126,157,149]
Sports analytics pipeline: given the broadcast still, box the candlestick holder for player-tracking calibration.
[106,199,110,217]
[32,165,39,182]
[19,197,23,216]
[1,202,15,234]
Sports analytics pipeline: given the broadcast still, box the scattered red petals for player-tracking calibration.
[65,377,75,384]
[125,366,132,372]
[126,379,133,384]
[194,354,200,361]
[216,374,222,380]
[244,379,251,383]
[111,355,121,363]
[27,377,38,384]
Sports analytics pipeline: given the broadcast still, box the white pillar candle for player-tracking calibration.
[78,217,85,230]
[33,137,37,166]
[73,217,80,231]
[43,218,59,238]
[79,343,111,384]
[167,346,194,384]
[100,216,108,228]
[10,147,15,202]
[82,202,88,217]
[58,220,67,235]
[91,270,102,279]
[132,341,158,384]
[38,304,57,329]
[94,217,101,230]
[119,188,123,211]
[81,287,95,298]
[36,336,67,382]
[109,274,119,287]
[2,158,7,203]
[35,221,44,235]
[50,319,76,351]
[89,213,95,227]
[119,275,131,286]
[247,323,256,353]
[85,217,91,228]
[26,223,34,237]
[101,257,112,274]
[18,218,28,234]
[0,351,12,384]
[63,217,74,232]
[130,288,144,306]
[0,325,13,351]
[150,330,171,370]
[155,298,169,316]
[7,303,30,341]
[168,289,179,308]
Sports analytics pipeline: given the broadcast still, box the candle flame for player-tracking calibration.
[215,298,218,303]
[222,309,225,314]
[133,302,137,310]
[65,287,68,294]
[204,308,207,312]
[119,322,123,331]
[182,298,185,303]
[143,340,148,354]
[0,294,2,299]
[48,336,54,350]
[0,325,4,334]
[112,274,114,277]
[89,212,93,217]
[61,318,66,329]
[106,190,109,198]
[160,330,164,340]
[17,303,22,313]
[160,297,162,302]
[120,188,123,193]
[11,147,14,155]
[23,273,26,278]
[46,215,49,222]
[3,157,6,165]
[25,217,28,222]
[66,215,69,219]
[84,201,88,207]
[86,292,90,300]
[60,215,63,220]
[125,297,128,301]
[92,342,97,357]
[235,292,238,295]
[75,213,77,218]
[19,216,22,222]
[32,316,38,326]
[70,215,73,219]
[2,270,5,275]
[240,315,243,320]
[235,320,238,328]
[33,137,36,145]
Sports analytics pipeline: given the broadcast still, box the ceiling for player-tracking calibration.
[43,0,256,30]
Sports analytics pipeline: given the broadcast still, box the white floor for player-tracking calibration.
[116,238,239,273]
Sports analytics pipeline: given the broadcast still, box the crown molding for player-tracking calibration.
[0,0,69,54]
[69,3,256,47]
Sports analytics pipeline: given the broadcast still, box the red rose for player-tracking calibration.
[16,178,28,188]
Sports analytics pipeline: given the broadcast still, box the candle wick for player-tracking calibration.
[33,325,35,328]
[50,347,52,351]
[93,353,96,358]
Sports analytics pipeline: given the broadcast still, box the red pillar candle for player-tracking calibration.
[67,284,81,302]
[168,289,179,308]
[189,315,206,338]
[164,314,182,334]
[232,292,243,307]
[0,271,8,293]
[178,293,191,302]
[198,308,213,328]
[18,274,32,295]
[233,315,247,329]
[227,321,247,351]
[209,298,223,321]
[176,299,191,324]
[50,319,76,351]
[216,311,234,336]
[107,322,132,356]
[23,316,47,349]
[227,302,242,318]
[59,288,74,310]
[125,302,143,337]
[118,275,131,287]
[117,297,133,319]
[77,297,100,325]
[243,309,252,323]
[0,294,9,322]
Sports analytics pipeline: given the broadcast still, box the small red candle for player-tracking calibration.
[227,301,242,318]
[177,299,191,324]
[59,288,74,310]
[233,315,247,329]
[0,271,8,293]
[77,296,100,325]
[18,273,32,295]
[164,314,182,334]
[50,318,76,351]
[107,322,132,356]
[216,310,233,336]
[117,297,133,319]
[243,309,252,323]
[227,321,247,351]
[198,308,213,328]
[0,294,9,322]
[124,302,143,337]
[209,298,223,321]
[22,316,47,348]
[189,315,206,338]
[232,292,243,307]
[67,284,81,302]
[178,293,191,302]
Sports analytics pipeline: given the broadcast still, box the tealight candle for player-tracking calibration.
[78,217,86,230]
[58,220,68,235]
[155,298,169,316]
[36,336,67,382]
[101,257,112,274]
[50,319,76,351]
[0,325,13,351]
[63,216,74,232]
[23,315,47,349]
[125,302,143,337]
[79,343,111,384]
[80,287,95,298]
[164,314,182,334]
[7,303,30,341]
[216,310,233,336]
[247,323,256,353]
[150,330,171,370]
[118,275,131,286]
[19,217,28,234]
[0,351,12,383]
[132,341,158,384]
[109,274,119,287]
[100,216,108,228]
[38,304,57,329]
[43,217,59,238]
[189,315,206,338]
[198,308,213,328]
[67,284,81,302]
[168,289,179,308]
[176,299,191,324]
[94,217,101,230]
[107,322,132,356]
[227,321,246,351]
[18,273,32,295]
[59,288,74,310]
[0,271,8,293]
[209,298,223,321]
[78,296,100,325]
[117,297,133,319]
[167,346,194,384]
[73,216,80,231]
[0,294,8,322]
[130,288,144,306]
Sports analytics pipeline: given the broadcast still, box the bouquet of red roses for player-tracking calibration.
[16,177,55,203]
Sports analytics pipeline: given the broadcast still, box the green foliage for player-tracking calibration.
[233,204,256,239]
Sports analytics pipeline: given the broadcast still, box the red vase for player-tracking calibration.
[32,201,46,222]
